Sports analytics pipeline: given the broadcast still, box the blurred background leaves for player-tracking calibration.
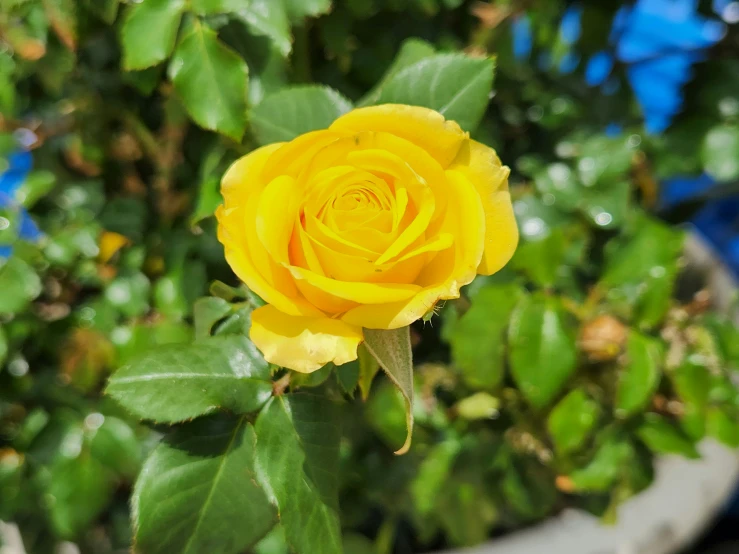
[0,0,738,553]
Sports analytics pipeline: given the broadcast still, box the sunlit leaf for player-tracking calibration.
[615,331,663,418]
[250,85,352,145]
[134,416,277,554]
[636,413,699,459]
[508,293,578,408]
[169,21,248,140]
[107,335,272,422]
[120,0,185,70]
[449,284,523,389]
[254,394,342,554]
[547,388,601,455]
[370,54,495,132]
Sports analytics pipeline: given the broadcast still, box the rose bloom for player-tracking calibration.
[217,105,518,372]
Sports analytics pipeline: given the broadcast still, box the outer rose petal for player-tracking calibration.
[330,104,467,167]
[450,140,518,276]
[250,305,363,373]
[221,142,283,204]
[218,144,322,317]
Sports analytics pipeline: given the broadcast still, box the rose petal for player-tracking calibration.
[330,104,467,167]
[450,140,518,276]
[218,144,321,317]
[250,305,363,373]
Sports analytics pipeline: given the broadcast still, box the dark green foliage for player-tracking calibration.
[1,1,738,553]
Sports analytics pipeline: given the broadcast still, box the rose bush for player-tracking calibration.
[3,1,739,553]
[217,104,517,372]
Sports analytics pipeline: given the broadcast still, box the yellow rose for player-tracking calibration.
[216,105,518,373]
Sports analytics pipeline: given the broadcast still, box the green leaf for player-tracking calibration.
[214,304,254,336]
[284,0,332,21]
[16,170,56,208]
[0,256,43,316]
[0,326,7,365]
[532,163,580,212]
[154,274,188,320]
[650,118,706,178]
[254,527,288,554]
[107,335,272,423]
[218,21,288,106]
[500,453,556,520]
[123,67,162,95]
[706,406,739,448]
[547,388,601,455]
[370,54,495,132]
[113,320,193,364]
[194,297,232,339]
[702,124,739,182]
[411,439,461,515]
[636,413,699,459]
[436,474,497,546]
[513,194,569,242]
[88,416,143,478]
[190,0,249,15]
[701,314,739,367]
[359,38,436,106]
[569,434,634,492]
[48,455,115,539]
[120,0,185,70]
[254,394,342,554]
[454,392,500,420]
[508,293,578,409]
[342,534,376,554]
[236,0,291,57]
[292,363,333,388]
[336,359,360,395]
[580,180,631,230]
[250,85,352,145]
[512,229,568,288]
[363,327,414,454]
[575,134,633,187]
[600,216,684,329]
[671,359,712,439]
[449,284,522,389]
[366,380,408,449]
[615,331,663,418]
[134,416,277,554]
[357,343,380,400]
[191,145,227,225]
[169,21,248,140]
[104,271,150,318]
[0,60,15,115]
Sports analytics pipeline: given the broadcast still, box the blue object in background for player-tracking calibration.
[611,0,726,134]
[604,123,624,137]
[0,148,42,259]
[513,0,728,133]
[661,173,739,274]
[585,50,616,86]
[512,14,533,60]
[559,5,583,44]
